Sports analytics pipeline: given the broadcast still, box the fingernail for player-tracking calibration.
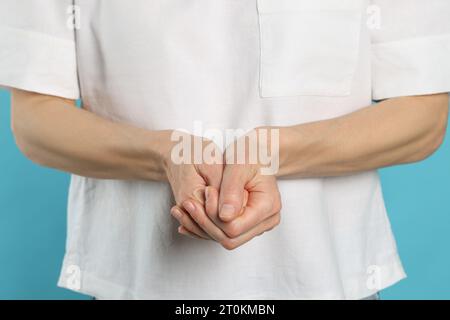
[183,201,195,213]
[220,204,235,220]
[171,208,182,219]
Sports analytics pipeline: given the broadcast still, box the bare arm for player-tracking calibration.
[277,94,449,178]
[10,89,172,181]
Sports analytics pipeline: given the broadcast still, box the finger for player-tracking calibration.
[222,190,278,238]
[242,189,249,208]
[221,213,281,250]
[218,165,247,222]
[178,226,207,240]
[204,186,249,234]
[192,187,206,205]
[171,206,211,239]
[202,163,224,190]
[205,186,231,231]
[183,199,228,243]
[205,186,219,219]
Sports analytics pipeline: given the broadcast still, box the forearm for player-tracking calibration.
[11,89,171,181]
[277,94,449,178]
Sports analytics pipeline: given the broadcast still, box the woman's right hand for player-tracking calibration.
[162,131,224,239]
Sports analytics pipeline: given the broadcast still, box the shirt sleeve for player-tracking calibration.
[0,0,79,99]
[371,0,450,100]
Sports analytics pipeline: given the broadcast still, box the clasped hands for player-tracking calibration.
[164,130,282,250]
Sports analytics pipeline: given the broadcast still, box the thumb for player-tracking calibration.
[218,165,246,222]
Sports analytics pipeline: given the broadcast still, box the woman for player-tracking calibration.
[1,0,449,299]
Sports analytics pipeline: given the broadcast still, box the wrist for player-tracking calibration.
[252,126,282,177]
[154,131,218,181]
[277,125,301,178]
[144,129,175,181]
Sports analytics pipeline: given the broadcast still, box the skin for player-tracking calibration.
[176,94,449,248]
[10,89,449,249]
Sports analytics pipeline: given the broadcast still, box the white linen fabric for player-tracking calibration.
[1,0,450,299]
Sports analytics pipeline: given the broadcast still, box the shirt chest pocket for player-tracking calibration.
[257,0,363,98]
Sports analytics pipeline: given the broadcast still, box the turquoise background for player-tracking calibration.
[0,88,449,300]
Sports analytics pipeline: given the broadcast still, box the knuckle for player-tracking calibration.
[191,212,207,228]
[222,192,241,204]
[271,197,282,213]
[205,206,215,219]
[256,229,266,236]
[274,214,281,226]
[260,200,272,213]
[221,239,238,251]
[223,222,242,239]
[275,199,282,212]
[265,214,281,232]
[198,218,208,229]
[178,214,188,225]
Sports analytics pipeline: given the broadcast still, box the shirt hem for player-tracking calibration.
[57,258,406,300]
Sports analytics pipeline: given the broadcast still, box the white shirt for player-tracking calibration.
[1,0,450,299]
